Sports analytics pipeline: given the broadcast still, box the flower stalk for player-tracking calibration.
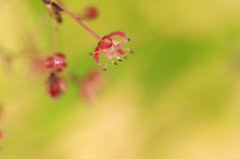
[56,3,102,41]
[53,19,58,53]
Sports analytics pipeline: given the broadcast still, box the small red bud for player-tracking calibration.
[46,73,67,99]
[85,6,98,19]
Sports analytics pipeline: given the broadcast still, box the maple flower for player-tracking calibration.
[78,68,103,102]
[45,73,67,98]
[90,31,133,70]
[56,3,133,70]
[45,53,67,72]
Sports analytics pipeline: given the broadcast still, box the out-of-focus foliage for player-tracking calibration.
[1,0,240,158]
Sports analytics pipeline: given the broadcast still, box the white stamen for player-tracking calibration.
[54,59,60,64]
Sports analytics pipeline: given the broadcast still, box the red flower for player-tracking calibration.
[91,31,132,70]
[78,68,103,102]
[45,53,67,72]
[45,73,67,99]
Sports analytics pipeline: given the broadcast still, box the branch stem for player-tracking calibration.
[56,3,102,41]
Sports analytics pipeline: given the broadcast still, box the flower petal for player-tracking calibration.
[116,49,125,55]
[46,57,55,68]
[108,31,127,38]
[93,53,100,64]
[55,53,66,59]
[98,41,112,49]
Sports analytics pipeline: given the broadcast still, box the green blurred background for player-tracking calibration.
[1,0,240,158]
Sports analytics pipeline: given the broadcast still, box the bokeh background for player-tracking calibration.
[1,0,240,158]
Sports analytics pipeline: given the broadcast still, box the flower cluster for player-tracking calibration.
[41,0,68,98]
[56,3,133,71]
[45,53,67,72]
[38,1,132,99]
[45,53,67,98]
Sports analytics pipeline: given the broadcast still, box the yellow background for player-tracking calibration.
[1,0,240,158]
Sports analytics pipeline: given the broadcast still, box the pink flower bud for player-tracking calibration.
[84,6,98,20]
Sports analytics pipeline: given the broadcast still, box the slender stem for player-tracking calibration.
[104,59,108,68]
[27,12,49,47]
[56,3,102,41]
[53,19,58,53]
